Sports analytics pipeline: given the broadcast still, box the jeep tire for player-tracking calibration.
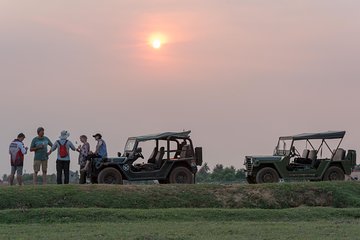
[323,166,345,181]
[256,167,280,183]
[97,167,123,184]
[169,167,194,184]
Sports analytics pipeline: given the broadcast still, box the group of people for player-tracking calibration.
[8,127,108,185]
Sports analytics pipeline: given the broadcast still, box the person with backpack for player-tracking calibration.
[48,130,76,184]
[8,133,28,186]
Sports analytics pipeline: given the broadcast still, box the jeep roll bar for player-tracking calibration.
[277,131,346,161]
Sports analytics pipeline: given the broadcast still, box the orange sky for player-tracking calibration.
[0,0,360,175]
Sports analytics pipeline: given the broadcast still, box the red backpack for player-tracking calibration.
[58,140,68,158]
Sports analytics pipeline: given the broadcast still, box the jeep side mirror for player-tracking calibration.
[136,147,142,153]
[117,152,122,157]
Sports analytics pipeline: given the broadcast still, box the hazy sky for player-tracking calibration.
[0,0,359,176]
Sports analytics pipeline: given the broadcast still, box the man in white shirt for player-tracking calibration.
[9,133,28,185]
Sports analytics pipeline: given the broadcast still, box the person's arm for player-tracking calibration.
[48,141,58,155]
[69,141,76,151]
[20,143,28,155]
[94,140,103,154]
[30,139,38,152]
[47,138,53,147]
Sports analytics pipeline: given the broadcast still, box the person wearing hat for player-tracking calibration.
[30,127,53,185]
[8,133,28,185]
[81,133,108,172]
[48,130,76,184]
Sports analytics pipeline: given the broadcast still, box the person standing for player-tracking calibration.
[76,135,90,184]
[81,133,107,172]
[8,133,28,186]
[48,130,76,184]
[30,127,53,185]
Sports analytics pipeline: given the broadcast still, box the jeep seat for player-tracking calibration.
[294,149,310,164]
[174,142,186,159]
[302,149,310,159]
[154,147,165,169]
[333,148,346,161]
[180,145,193,159]
[137,147,165,171]
[147,147,158,164]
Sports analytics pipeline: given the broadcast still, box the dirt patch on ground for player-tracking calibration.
[211,185,334,208]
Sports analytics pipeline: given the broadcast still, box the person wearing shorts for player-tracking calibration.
[9,133,28,185]
[30,127,53,185]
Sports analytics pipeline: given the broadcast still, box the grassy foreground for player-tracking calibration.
[0,181,360,209]
[0,208,359,240]
[1,182,360,239]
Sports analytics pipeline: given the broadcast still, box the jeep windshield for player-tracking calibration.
[274,139,292,156]
[124,139,136,152]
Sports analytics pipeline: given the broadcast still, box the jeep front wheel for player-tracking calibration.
[169,167,194,184]
[256,167,279,183]
[97,167,123,184]
[323,166,345,181]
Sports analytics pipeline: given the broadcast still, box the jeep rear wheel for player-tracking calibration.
[323,166,345,181]
[97,167,123,184]
[256,167,279,183]
[169,167,194,184]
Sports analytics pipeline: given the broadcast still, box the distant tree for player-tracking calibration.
[197,163,246,183]
[197,163,211,182]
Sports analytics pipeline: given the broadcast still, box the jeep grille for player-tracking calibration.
[245,157,253,172]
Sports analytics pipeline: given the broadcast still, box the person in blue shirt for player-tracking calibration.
[30,127,53,185]
[48,130,76,184]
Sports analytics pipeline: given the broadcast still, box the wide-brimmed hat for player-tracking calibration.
[59,130,70,140]
[93,133,102,139]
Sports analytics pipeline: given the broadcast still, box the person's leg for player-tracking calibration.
[81,161,90,172]
[9,167,15,185]
[42,160,48,185]
[79,165,86,184]
[16,167,23,186]
[33,160,41,185]
[64,161,70,184]
[56,160,62,184]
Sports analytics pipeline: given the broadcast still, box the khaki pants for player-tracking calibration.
[33,160,48,173]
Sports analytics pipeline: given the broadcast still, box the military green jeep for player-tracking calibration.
[244,131,357,184]
[89,131,203,184]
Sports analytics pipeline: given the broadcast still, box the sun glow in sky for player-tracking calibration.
[152,39,161,49]
[148,33,167,49]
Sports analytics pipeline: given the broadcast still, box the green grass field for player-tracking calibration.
[0,182,360,239]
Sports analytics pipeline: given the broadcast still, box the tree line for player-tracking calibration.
[196,163,246,183]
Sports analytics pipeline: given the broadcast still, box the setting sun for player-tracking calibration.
[148,33,168,50]
[152,39,162,49]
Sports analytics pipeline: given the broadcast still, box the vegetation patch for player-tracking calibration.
[0,182,359,210]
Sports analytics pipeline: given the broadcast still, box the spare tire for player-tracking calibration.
[323,166,345,181]
[169,167,194,184]
[97,167,123,184]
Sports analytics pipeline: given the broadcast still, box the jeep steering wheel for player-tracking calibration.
[291,146,300,157]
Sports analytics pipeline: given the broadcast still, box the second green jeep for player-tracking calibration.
[245,131,356,184]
